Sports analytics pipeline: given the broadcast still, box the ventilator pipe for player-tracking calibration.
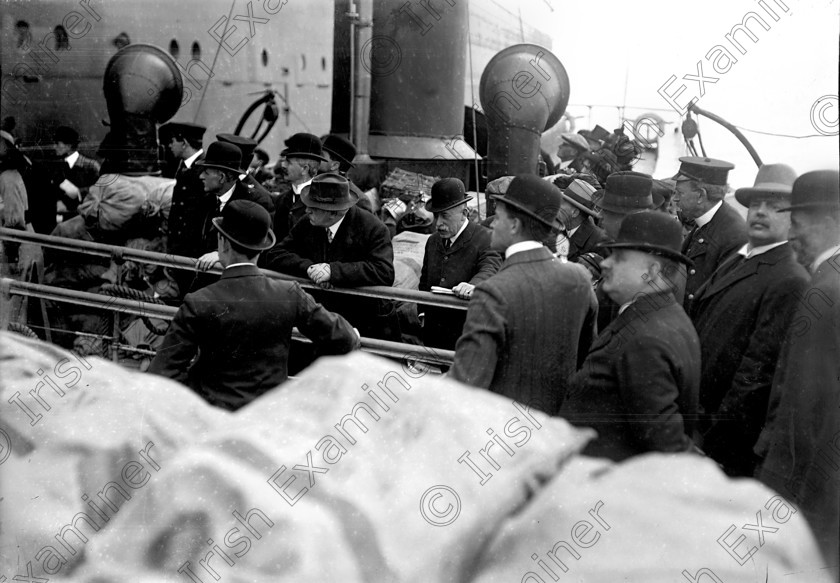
[479,44,570,180]
[99,44,183,174]
[687,102,762,168]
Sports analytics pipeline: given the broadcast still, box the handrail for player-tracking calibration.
[1,279,455,367]
[0,228,467,310]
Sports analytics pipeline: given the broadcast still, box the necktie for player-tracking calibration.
[326,228,333,244]
[443,238,451,250]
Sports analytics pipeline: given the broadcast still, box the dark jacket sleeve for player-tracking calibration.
[616,334,693,453]
[329,218,395,287]
[264,221,315,277]
[450,283,506,389]
[468,230,502,286]
[419,237,433,292]
[148,295,201,385]
[292,282,361,354]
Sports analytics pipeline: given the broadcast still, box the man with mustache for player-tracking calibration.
[271,133,326,242]
[690,164,809,477]
[418,178,501,350]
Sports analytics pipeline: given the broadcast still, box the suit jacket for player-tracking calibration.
[149,264,359,410]
[64,153,101,200]
[200,179,276,253]
[271,186,307,244]
[560,290,700,462]
[450,246,598,414]
[264,205,398,339]
[568,218,610,263]
[756,251,840,566]
[419,221,502,349]
[682,201,747,312]
[167,159,212,258]
[691,243,809,475]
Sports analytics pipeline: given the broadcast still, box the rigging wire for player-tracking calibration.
[466,0,481,217]
[194,0,238,123]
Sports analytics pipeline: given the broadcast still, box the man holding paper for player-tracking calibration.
[419,178,501,350]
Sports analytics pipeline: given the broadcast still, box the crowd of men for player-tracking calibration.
[0,121,837,571]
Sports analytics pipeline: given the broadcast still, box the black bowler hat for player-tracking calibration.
[672,156,734,186]
[55,126,80,147]
[599,171,654,214]
[490,174,562,229]
[321,134,357,169]
[779,169,840,212]
[160,122,206,144]
[302,172,359,211]
[282,133,327,163]
[426,177,472,213]
[212,199,276,251]
[194,141,242,174]
[600,210,693,266]
[216,133,257,171]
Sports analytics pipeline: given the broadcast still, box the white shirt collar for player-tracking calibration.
[327,214,346,240]
[65,151,80,169]
[292,178,312,196]
[225,262,256,269]
[618,299,636,315]
[505,240,543,260]
[568,224,581,237]
[812,243,840,274]
[446,218,469,245]
[695,200,723,228]
[218,184,236,209]
[184,148,203,169]
[736,240,787,259]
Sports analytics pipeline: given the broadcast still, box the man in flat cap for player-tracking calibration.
[162,121,207,293]
[672,156,747,312]
[265,172,399,341]
[450,175,597,415]
[419,177,501,350]
[53,125,101,220]
[194,141,276,272]
[560,211,700,461]
[150,199,359,410]
[556,133,591,171]
[691,164,809,477]
[272,133,327,242]
[756,169,840,572]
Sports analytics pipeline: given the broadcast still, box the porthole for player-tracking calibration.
[169,39,180,60]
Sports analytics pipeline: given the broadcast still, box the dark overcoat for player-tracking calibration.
[200,179,276,253]
[450,246,597,415]
[264,205,399,340]
[691,243,809,475]
[568,218,610,262]
[755,251,840,566]
[559,290,700,461]
[419,221,501,349]
[682,201,747,311]
[167,159,212,258]
[149,264,359,410]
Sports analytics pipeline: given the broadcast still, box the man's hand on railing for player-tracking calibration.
[196,251,221,272]
[307,263,331,286]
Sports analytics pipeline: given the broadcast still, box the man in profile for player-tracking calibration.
[150,199,359,410]
[450,175,597,414]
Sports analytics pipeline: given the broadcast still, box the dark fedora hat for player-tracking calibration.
[672,156,734,186]
[216,133,257,171]
[283,133,327,163]
[160,121,206,143]
[195,141,242,174]
[490,174,562,229]
[779,169,840,212]
[302,172,359,211]
[599,171,654,214]
[735,163,797,207]
[212,199,276,251]
[426,177,472,213]
[600,210,693,266]
[321,134,357,169]
[560,178,600,219]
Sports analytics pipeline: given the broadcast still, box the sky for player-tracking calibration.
[510,0,839,188]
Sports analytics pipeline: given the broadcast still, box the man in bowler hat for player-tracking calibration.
[272,133,328,242]
[149,199,359,410]
[672,156,747,311]
[320,134,375,214]
[450,175,597,415]
[559,211,700,461]
[265,172,400,341]
[194,141,275,273]
[419,177,501,350]
[755,170,840,572]
[690,164,809,477]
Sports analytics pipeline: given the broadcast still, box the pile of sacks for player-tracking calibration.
[0,332,832,582]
